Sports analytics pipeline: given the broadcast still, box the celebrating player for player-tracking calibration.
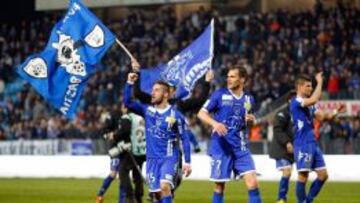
[123,72,192,203]
[198,65,262,203]
[290,72,345,203]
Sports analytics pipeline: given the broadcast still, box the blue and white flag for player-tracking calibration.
[16,0,115,119]
[140,19,214,100]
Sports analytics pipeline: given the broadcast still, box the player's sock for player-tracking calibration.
[307,179,325,203]
[248,188,262,203]
[296,181,306,203]
[118,184,126,203]
[160,195,172,203]
[278,176,290,200]
[212,192,224,203]
[97,176,114,196]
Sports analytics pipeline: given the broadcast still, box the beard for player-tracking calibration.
[151,95,164,105]
[228,82,241,91]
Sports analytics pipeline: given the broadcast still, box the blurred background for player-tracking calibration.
[0,0,359,156]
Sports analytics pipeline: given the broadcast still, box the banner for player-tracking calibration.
[316,100,360,116]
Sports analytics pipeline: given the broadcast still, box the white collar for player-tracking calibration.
[228,88,244,100]
[155,105,171,114]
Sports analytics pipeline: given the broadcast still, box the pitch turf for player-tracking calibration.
[0,179,359,203]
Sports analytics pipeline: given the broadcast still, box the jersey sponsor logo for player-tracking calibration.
[222,94,233,106]
[222,94,233,100]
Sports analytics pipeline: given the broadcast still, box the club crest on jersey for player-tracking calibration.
[23,57,48,78]
[166,115,176,130]
[244,96,252,112]
[52,32,86,77]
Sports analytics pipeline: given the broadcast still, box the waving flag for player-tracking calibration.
[16,0,115,119]
[140,19,214,100]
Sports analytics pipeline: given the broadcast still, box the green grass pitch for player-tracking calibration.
[0,179,359,203]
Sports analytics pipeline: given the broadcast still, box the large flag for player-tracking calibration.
[140,19,214,100]
[16,0,115,119]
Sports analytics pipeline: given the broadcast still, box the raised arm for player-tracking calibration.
[301,72,323,107]
[123,73,146,116]
[176,70,214,113]
[133,72,152,104]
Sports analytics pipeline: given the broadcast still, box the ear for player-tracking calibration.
[241,78,246,84]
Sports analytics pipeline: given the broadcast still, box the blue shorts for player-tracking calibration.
[110,158,120,171]
[275,159,293,170]
[146,157,179,192]
[210,151,256,182]
[294,143,326,172]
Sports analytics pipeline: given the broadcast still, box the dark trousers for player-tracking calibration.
[119,153,146,203]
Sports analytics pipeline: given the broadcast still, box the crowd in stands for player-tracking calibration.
[0,2,359,153]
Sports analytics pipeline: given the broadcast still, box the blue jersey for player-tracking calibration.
[289,97,317,146]
[123,84,191,163]
[202,88,255,155]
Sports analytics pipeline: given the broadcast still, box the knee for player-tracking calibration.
[214,182,225,193]
[160,182,172,196]
[318,171,329,182]
[245,176,259,190]
[282,168,292,178]
[109,171,117,178]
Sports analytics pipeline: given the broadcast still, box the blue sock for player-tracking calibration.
[160,195,172,203]
[296,181,306,203]
[118,184,126,203]
[278,176,290,200]
[212,192,224,203]
[97,176,114,196]
[307,179,325,203]
[248,188,262,203]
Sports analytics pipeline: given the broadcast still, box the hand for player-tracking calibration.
[245,114,256,124]
[182,164,192,177]
[212,122,227,136]
[286,142,293,154]
[127,72,138,84]
[205,70,214,82]
[315,72,323,84]
[131,58,140,72]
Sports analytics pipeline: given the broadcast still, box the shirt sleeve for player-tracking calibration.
[294,97,304,107]
[176,112,191,164]
[201,90,220,113]
[123,83,147,116]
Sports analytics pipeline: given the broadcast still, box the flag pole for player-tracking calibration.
[115,38,140,71]
[115,38,135,60]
